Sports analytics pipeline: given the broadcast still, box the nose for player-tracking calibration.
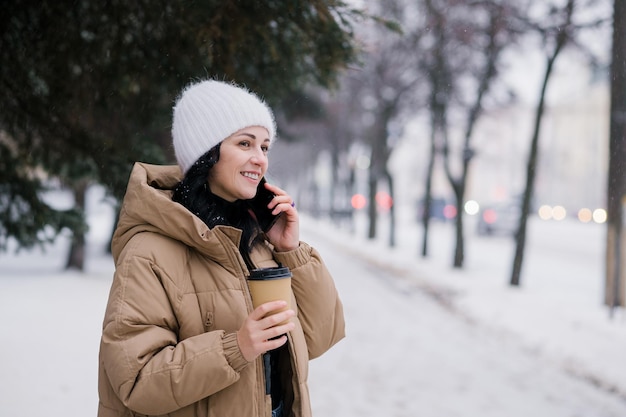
[250,146,268,167]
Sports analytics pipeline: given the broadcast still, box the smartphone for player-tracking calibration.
[248,177,282,232]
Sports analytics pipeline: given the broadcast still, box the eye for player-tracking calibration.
[261,144,270,153]
[238,140,251,148]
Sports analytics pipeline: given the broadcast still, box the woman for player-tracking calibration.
[97,80,345,417]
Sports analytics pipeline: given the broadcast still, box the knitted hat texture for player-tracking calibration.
[172,80,276,174]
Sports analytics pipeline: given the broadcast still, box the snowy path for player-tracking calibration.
[1,214,625,416]
[305,228,626,417]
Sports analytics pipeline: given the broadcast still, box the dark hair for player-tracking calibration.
[172,144,263,269]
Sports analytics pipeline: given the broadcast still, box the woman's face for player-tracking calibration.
[209,126,271,202]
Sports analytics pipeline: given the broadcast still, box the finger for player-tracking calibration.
[263,334,289,352]
[259,325,294,347]
[263,181,286,195]
[261,309,295,329]
[252,300,289,320]
[267,320,295,338]
[269,197,297,215]
[263,183,294,206]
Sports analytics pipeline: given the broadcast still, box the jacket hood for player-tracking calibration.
[111,162,243,264]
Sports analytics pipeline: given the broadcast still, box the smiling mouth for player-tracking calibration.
[242,172,260,180]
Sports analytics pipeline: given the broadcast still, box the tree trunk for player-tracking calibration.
[510,1,573,286]
[605,0,626,311]
[366,115,390,241]
[510,44,567,285]
[447,12,500,268]
[421,124,437,257]
[386,169,396,247]
[329,140,340,224]
[65,181,88,271]
[452,181,465,268]
[367,172,378,239]
[510,60,550,286]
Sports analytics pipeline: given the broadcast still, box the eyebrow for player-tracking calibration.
[237,132,271,143]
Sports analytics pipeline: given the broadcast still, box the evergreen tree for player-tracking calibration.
[0,0,360,267]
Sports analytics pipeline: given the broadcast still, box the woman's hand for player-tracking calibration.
[263,182,299,252]
[236,301,296,362]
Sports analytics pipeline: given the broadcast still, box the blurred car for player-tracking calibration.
[417,197,457,222]
[477,202,520,236]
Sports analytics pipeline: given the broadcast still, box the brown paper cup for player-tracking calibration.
[248,266,292,325]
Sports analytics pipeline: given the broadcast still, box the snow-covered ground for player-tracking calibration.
[329,209,626,396]
[305,216,626,417]
[306,210,626,416]
[0,186,624,416]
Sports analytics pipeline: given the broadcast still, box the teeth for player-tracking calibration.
[243,172,259,180]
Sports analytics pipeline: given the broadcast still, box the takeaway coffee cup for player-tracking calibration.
[248,266,292,325]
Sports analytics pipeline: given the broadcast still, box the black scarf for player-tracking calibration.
[172,147,264,270]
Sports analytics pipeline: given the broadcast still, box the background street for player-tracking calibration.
[305,221,626,417]
[1,196,625,416]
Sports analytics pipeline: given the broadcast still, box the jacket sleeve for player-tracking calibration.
[273,242,345,359]
[100,251,249,415]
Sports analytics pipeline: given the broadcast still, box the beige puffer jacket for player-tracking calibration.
[98,163,345,417]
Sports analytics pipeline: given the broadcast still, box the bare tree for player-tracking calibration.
[343,0,424,246]
[419,0,521,265]
[449,2,521,267]
[419,0,453,258]
[510,0,610,286]
[605,0,626,312]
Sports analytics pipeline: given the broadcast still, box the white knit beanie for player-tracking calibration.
[172,79,277,174]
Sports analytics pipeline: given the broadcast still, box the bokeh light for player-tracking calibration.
[552,205,567,221]
[593,208,607,224]
[443,204,457,219]
[375,192,393,211]
[482,208,497,224]
[464,200,480,215]
[351,194,367,210]
[577,208,592,223]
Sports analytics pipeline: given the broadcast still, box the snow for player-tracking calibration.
[306,211,626,416]
[0,186,625,416]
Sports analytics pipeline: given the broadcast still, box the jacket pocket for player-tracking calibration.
[204,311,214,332]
